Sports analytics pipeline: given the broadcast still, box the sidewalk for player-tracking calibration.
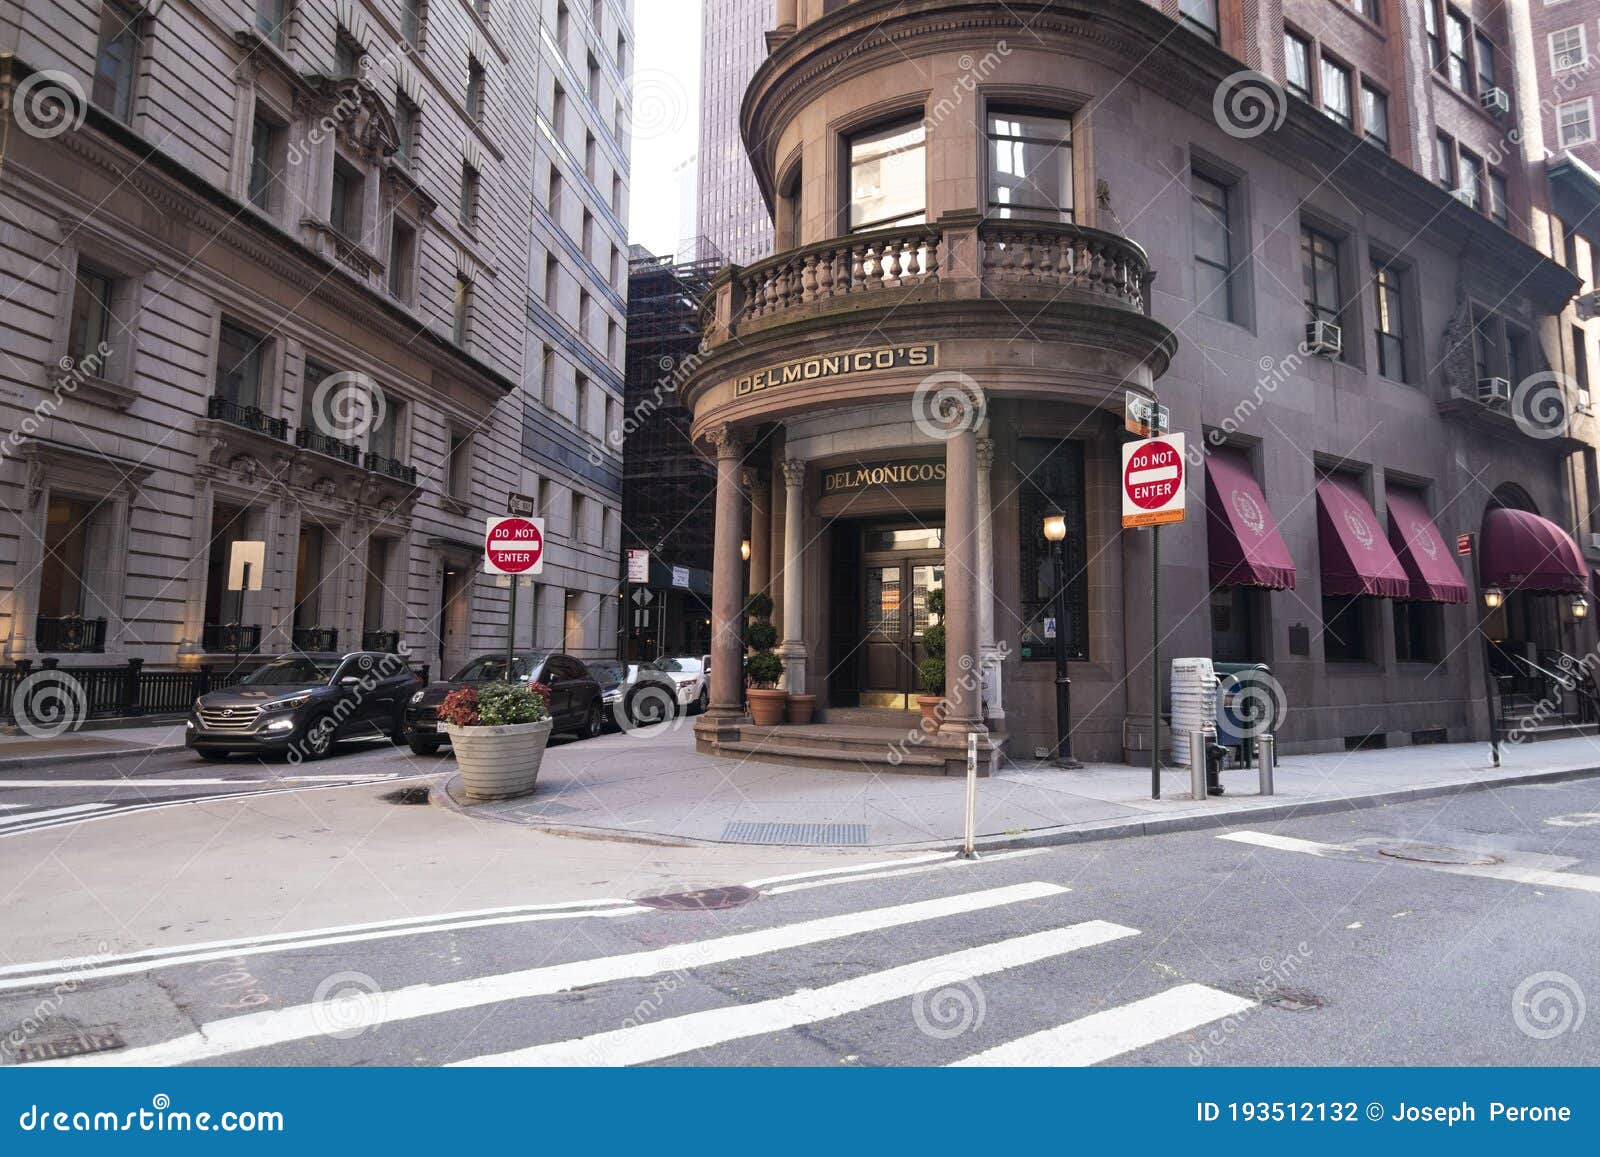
[0,722,188,768]
[439,725,1600,851]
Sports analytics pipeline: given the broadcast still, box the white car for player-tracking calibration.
[642,655,710,714]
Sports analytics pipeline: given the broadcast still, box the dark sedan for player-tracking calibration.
[186,652,420,761]
[587,660,682,729]
[404,652,604,755]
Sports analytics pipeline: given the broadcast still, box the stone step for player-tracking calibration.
[741,724,930,754]
[716,738,951,775]
[1506,720,1600,743]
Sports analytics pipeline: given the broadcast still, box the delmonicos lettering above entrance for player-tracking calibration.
[821,458,946,495]
[734,344,938,397]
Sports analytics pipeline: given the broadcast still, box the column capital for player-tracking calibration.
[708,423,745,459]
[781,458,807,487]
[976,436,995,472]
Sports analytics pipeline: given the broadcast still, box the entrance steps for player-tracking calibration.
[698,719,1006,776]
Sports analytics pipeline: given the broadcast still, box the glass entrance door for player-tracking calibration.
[860,527,943,709]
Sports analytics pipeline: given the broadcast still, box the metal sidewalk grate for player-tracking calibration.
[720,821,869,846]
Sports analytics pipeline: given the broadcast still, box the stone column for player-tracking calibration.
[941,428,985,734]
[706,424,748,718]
[178,479,216,655]
[746,467,771,599]
[780,458,808,695]
[776,0,796,28]
[976,435,1004,729]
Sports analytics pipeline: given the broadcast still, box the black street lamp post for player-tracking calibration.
[1043,511,1082,768]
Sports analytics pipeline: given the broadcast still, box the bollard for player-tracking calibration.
[960,731,979,860]
[1257,733,1275,796]
[1189,727,1209,801]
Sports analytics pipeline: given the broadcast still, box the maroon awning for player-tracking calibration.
[1204,449,1295,589]
[1480,507,1587,593]
[1385,490,1468,603]
[1316,476,1410,597]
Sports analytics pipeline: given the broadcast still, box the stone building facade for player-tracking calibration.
[0,0,631,679]
[685,0,1599,773]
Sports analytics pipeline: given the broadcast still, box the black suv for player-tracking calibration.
[404,652,604,755]
[186,652,421,761]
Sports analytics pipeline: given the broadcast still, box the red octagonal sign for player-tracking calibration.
[1122,434,1186,528]
[485,515,545,575]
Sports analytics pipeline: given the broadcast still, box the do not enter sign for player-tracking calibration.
[1122,433,1186,528]
[484,515,545,575]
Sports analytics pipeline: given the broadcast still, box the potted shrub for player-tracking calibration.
[744,591,788,726]
[439,681,552,801]
[916,588,947,728]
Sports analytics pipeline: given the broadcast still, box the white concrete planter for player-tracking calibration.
[444,717,553,801]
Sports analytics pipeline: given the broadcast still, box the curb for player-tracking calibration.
[0,742,189,772]
[431,762,1600,853]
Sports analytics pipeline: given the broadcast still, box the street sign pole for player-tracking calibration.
[505,574,518,681]
[1151,524,1160,800]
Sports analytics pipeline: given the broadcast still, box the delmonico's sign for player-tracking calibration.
[735,343,938,397]
[821,458,946,496]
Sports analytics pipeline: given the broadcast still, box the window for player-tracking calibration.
[1301,225,1342,328]
[388,220,416,302]
[540,346,556,408]
[256,1,289,49]
[453,275,471,345]
[581,209,594,259]
[849,119,926,232]
[447,430,472,501]
[1017,439,1088,661]
[1573,324,1591,403]
[548,168,564,215]
[39,495,94,624]
[544,253,559,302]
[1507,324,1531,387]
[459,162,480,231]
[585,133,597,182]
[299,357,334,431]
[1284,31,1312,99]
[552,83,567,137]
[1361,84,1389,152]
[330,158,363,240]
[1435,132,1457,190]
[556,2,570,50]
[1351,0,1380,22]
[1191,171,1236,323]
[1424,2,1442,69]
[1321,595,1370,662]
[985,110,1072,223]
[615,30,626,71]
[394,96,418,168]
[247,115,282,210]
[1489,170,1509,227]
[586,52,600,98]
[1458,148,1484,210]
[574,372,589,430]
[466,60,485,124]
[1445,8,1472,94]
[400,0,422,46]
[1393,601,1442,663]
[334,32,362,79]
[1475,32,1496,95]
[68,264,116,372]
[612,175,623,214]
[1559,99,1594,147]
[93,0,141,123]
[1372,261,1408,382]
[578,290,592,342]
[1179,0,1218,43]
[215,322,267,407]
[1320,56,1353,129]
[1211,587,1262,664]
[370,397,404,461]
[1551,26,1588,72]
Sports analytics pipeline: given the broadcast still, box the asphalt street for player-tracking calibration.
[2,773,1596,1067]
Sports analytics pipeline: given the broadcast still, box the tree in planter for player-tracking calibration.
[917,588,947,726]
[744,590,787,723]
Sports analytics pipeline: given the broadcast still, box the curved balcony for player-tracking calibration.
[703,216,1153,347]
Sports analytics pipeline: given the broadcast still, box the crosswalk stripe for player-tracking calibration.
[0,802,111,827]
[452,920,1139,1066]
[45,881,1068,1067]
[952,984,1255,1066]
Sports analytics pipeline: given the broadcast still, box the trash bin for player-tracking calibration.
[1214,662,1278,767]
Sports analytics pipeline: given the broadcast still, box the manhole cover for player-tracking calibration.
[634,885,760,911]
[1262,990,1325,1012]
[381,786,432,806]
[1377,843,1499,866]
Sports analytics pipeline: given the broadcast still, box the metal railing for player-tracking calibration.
[202,623,261,654]
[35,616,107,654]
[291,627,339,652]
[364,451,419,484]
[362,630,400,652]
[0,659,249,724]
[207,395,288,440]
[295,426,362,464]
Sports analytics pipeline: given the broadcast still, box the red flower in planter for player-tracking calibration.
[438,686,480,728]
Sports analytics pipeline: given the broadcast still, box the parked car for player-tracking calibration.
[642,655,711,714]
[587,660,683,728]
[186,651,420,761]
[404,652,603,755]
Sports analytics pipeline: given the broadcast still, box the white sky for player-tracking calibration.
[627,0,704,256]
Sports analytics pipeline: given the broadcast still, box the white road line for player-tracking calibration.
[764,849,1051,896]
[0,775,400,787]
[1220,830,1600,894]
[0,802,112,826]
[45,881,1067,1067]
[742,852,956,888]
[453,919,1138,1067]
[952,984,1255,1066]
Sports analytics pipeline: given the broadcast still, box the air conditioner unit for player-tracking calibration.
[1452,186,1479,207]
[1478,376,1512,407]
[1480,86,1511,116]
[1305,320,1342,357]
[1590,532,1600,551]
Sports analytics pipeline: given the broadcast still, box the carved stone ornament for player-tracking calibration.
[1439,263,1477,397]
